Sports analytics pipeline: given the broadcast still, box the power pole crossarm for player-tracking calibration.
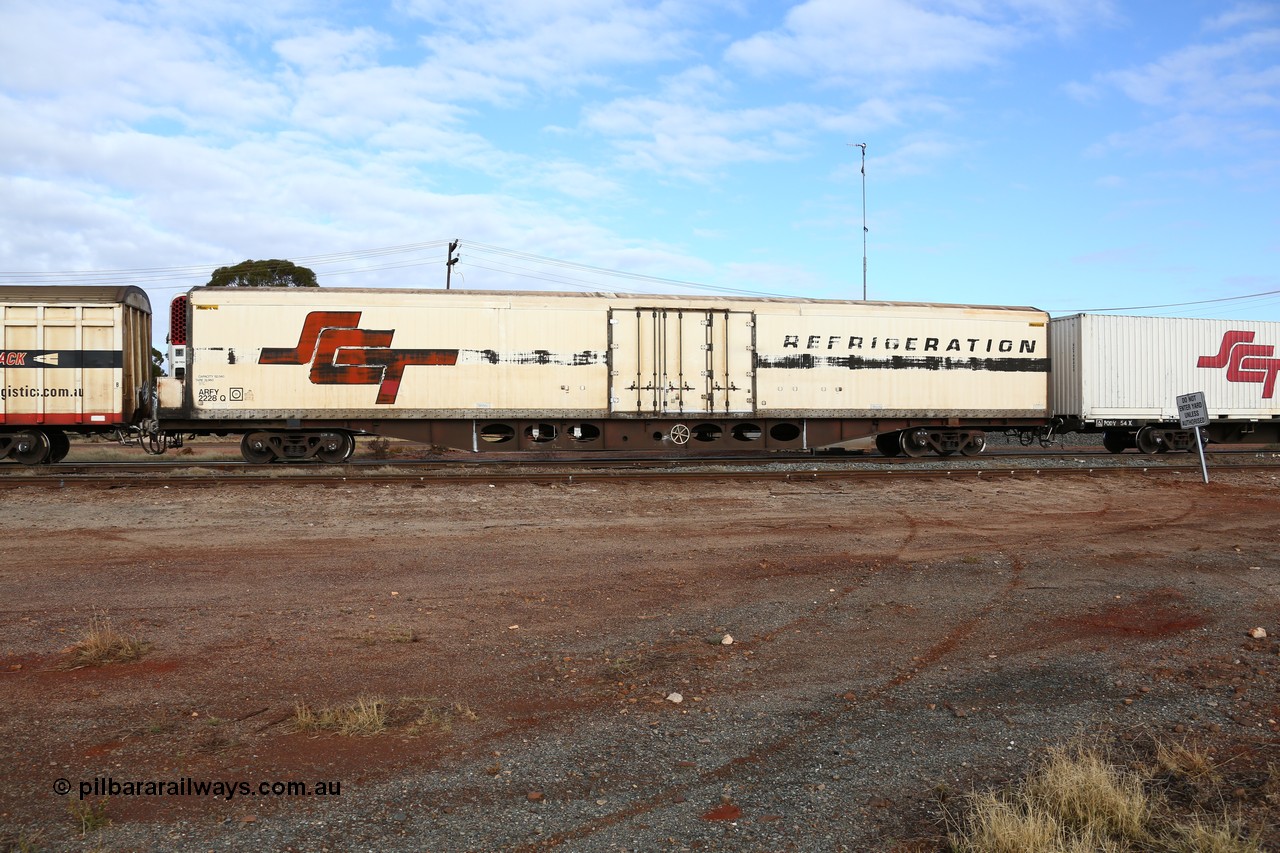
[446,239,460,290]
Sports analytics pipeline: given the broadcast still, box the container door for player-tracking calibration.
[609,308,755,414]
[2,312,39,424]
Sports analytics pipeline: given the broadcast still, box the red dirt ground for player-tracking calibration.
[1,467,1277,850]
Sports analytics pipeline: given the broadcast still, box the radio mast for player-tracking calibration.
[849,143,867,301]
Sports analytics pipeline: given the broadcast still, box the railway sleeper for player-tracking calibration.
[240,430,354,464]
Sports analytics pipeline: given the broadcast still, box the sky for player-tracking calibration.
[1,0,1278,348]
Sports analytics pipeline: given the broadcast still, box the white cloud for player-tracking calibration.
[726,0,1017,82]
[1071,13,1279,159]
[585,94,824,176]
[1100,30,1280,112]
[872,135,968,178]
[1088,113,1277,157]
[1203,2,1278,33]
[1005,0,1120,36]
[0,3,289,136]
[2,1,1269,322]
[274,28,390,73]
[579,64,936,177]
[398,0,699,95]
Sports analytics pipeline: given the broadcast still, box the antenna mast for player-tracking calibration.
[848,143,868,301]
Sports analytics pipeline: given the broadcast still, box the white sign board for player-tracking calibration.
[1177,391,1211,484]
[1176,391,1209,429]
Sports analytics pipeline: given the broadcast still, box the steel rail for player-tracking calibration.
[1,459,1276,490]
[3,446,1276,479]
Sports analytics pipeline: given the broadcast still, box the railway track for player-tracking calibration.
[2,448,1277,489]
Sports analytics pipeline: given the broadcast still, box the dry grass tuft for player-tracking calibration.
[1022,746,1150,841]
[408,706,453,735]
[405,700,479,736]
[1156,741,1220,782]
[949,741,1264,853]
[952,790,1064,853]
[294,695,477,738]
[293,696,386,736]
[1166,813,1265,853]
[65,612,150,668]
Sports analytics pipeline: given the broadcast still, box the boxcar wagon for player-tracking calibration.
[159,288,1051,462]
[0,286,152,464]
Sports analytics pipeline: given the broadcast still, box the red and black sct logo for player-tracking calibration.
[260,311,458,404]
[1198,330,1280,399]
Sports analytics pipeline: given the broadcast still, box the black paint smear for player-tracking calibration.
[756,354,1050,373]
[460,349,603,366]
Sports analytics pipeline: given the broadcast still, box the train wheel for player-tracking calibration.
[1102,430,1129,454]
[13,430,51,465]
[316,432,354,464]
[898,429,930,458]
[1135,427,1163,455]
[874,433,901,457]
[47,430,70,463]
[240,433,275,464]
[960,434,986,457]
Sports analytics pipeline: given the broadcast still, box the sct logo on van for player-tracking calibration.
[1198,330,1280,398]
[260,311,458,404]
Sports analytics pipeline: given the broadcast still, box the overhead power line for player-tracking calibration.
[1,239,1276,312]
[1055,287,1280,315]
[0,240,793,299]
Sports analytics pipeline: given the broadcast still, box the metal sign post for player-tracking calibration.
[1176,391,1210,484]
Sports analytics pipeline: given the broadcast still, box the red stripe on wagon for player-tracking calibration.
[0,412,124,426]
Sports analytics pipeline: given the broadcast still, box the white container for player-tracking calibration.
[1049,314,1280,425]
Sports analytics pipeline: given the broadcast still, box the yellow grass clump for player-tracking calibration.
[950,743,1263,853]
[65,611,150,668]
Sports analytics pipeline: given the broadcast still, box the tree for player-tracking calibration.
[207,259,318,288]
[151,347,166,378]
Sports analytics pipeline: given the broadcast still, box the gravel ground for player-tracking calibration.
[1,466,1277,852]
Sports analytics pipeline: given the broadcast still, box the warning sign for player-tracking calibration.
[1176,391,1209,429]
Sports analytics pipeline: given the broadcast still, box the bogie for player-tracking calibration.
[240,431,355,464]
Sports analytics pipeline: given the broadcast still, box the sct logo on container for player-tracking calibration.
[1198,331,1280,398]
[259,311,459,404]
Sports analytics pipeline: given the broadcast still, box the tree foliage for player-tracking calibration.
[207,259,318,288]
